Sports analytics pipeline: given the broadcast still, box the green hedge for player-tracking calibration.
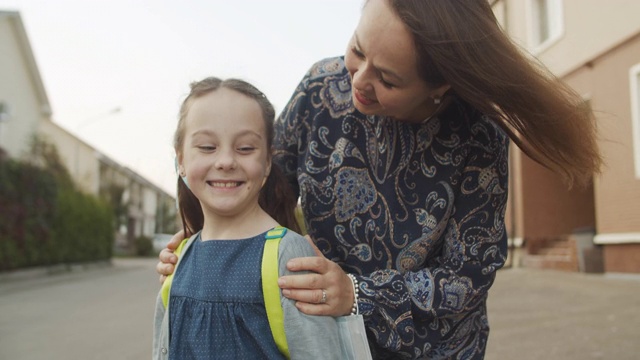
[0,157,114,271]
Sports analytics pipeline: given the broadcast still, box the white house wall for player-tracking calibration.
[142,186,158,237]
[0,12,50,158]
[39,120,100,194]
[504,0,640,77]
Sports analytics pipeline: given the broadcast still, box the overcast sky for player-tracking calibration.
[0,0,363,195]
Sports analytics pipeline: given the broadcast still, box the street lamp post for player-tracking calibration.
[76,107,122,132]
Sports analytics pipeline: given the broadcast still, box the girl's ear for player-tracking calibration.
[262,157,272,187]
[174,156,184,175]
[175,155,190,189]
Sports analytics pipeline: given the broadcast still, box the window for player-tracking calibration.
[630,64,640,179]
[491,0,507,31]
[0,102,10,149]
[0,102,9,122]
[528,0,564,52]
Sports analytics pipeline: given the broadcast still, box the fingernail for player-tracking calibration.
[277,278,285,287]
[282,289,290,297]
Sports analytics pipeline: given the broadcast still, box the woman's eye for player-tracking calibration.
[351,46,364,59]
[379,77,395,89]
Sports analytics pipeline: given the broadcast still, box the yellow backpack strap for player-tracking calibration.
[261,226,290,359]
[160,238,189,308]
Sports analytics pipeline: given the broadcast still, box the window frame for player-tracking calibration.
[630,63,640,179]
[491,0,507,31]
[527,0,564,53]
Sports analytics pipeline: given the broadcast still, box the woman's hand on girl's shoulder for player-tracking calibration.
[278,235,356,317]
[156,230,184,284]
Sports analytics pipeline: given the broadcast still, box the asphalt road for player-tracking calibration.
[0,258,638,359]
[0,258,159,360]
[486,267,640,360]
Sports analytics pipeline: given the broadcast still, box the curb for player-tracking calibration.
[0,260,113,283]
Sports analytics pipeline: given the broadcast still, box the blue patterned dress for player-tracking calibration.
[169,233,285,359]
[274,57,509,359]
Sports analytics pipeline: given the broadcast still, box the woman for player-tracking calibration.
[159,1,601,358]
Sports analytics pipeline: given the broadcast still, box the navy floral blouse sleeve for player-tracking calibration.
[274,57,509,360]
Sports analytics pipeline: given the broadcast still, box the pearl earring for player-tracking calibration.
[422,97,445,124]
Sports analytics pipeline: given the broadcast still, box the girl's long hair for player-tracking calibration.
[388,0,602,187]
[174,77,301,236]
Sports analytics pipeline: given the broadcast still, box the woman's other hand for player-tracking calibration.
[278,235,356,317]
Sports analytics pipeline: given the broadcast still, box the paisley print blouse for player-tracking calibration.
[274,57,509,359]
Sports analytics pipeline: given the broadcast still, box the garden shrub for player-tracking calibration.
[0,152,114,271]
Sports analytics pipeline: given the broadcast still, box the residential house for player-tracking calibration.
[493,0,640,273]
[0,10,178,251]
[0,11,50,158]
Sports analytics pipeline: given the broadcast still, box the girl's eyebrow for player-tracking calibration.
[191,129,263,139]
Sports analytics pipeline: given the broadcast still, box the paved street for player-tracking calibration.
[0,258,638,359]
[486,267,640,360]
[0,258,159,360]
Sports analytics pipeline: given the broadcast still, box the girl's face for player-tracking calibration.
[178,88,270,220]
[344,0,447,122]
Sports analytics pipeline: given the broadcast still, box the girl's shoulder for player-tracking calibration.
[277,229,316,262]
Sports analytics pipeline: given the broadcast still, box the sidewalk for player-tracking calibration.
[485,267,640,360]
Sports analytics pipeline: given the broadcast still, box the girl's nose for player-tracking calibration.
[214,149,236,170]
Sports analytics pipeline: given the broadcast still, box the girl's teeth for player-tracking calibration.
[211,182,238,188]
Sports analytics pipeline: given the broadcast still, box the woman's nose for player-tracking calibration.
[351,65,374,93]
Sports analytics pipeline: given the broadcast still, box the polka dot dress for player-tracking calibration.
[169,232,285,359]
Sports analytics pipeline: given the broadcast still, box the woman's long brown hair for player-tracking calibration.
[388,0,603,187]
[174,77,301,236]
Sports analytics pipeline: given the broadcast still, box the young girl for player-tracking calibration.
[152,77,343,359]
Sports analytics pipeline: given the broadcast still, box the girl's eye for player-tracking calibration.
[238,146,256,153]
[198,145,216,152]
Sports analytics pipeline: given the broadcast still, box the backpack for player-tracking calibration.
[159,226,292,358]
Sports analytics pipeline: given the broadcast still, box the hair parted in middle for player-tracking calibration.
[174,77,301,236]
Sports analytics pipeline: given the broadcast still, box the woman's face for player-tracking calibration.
[344,0,445,122]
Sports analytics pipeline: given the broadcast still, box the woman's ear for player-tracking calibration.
[434,84,451,99]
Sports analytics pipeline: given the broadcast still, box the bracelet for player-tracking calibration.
[346,273,359,315]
